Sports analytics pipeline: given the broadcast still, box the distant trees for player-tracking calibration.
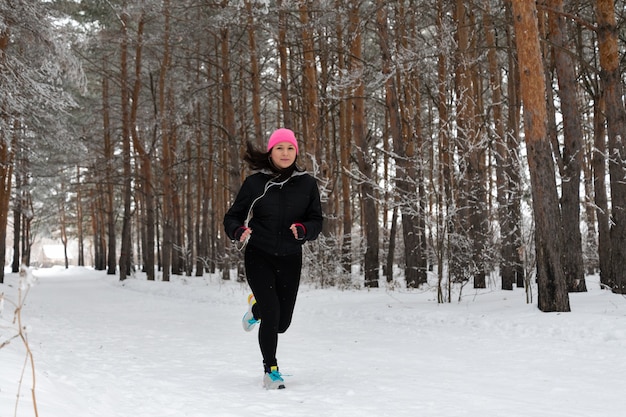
[3,1,626,310]
[0,0,83,283]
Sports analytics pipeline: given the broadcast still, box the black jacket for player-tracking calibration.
[223,171,323,256]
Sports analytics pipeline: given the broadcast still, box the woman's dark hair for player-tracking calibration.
[244,140,301,180]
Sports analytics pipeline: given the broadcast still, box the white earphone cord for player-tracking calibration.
[235,177,289,251]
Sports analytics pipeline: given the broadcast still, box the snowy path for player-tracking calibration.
[2,267,626,417]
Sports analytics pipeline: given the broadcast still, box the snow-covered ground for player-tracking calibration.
[1,266,625,417]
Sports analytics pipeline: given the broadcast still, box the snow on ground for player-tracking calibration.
[1,266,625,417]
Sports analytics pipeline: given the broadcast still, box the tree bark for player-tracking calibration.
[221,4,241,281]
[245,0,263,146]
[91,183,106,270]
[398,3,428,287]
[376,0,423,288]
[485,1,521,290]
[194,103,207,276]
[595,0,626,294]
[546,0,586,292]
[350,0,379,287]
[21,192,33,267]
[119,11,133,280]
[455,1,488,288]
[0,121,15,284]
[76,166,84,266]
[436,0,453,301]
[0,27,11,283]
[206,90,217,274]
[159,0,173,282]
[102,63,117,276]
[276,0,292,129]
[511,0,570,312]
[169,93,183,277]
[12,163,22,273]
[592,99,611,286]
[299,0,320,160]
[185,139,193,276]
[59,181,69,269]
[336,1,352,274]
[504,3,525,289]
[128,11,155,280]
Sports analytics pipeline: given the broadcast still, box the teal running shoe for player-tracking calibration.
[263,366,285,390]
[242,294,259,332]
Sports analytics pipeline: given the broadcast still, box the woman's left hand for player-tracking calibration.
[290,223,306,240]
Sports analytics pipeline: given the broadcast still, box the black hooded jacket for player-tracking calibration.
[223,170,323,256]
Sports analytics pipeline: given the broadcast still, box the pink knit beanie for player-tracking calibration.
[267,128,299,155]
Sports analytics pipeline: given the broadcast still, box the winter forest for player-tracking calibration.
[1,0,626,313]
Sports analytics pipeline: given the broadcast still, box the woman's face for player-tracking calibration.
[270,142,297,169]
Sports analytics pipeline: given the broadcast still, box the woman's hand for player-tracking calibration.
[290,223,306,240]
[240,227,252,242]
[235,226,252,242]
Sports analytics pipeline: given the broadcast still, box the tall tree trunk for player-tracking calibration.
[595,0,626,294]
[159,0,173,282]
[206,90,217,274]
[76,166,84,266]
[546,0,586,292]
[350,0,379,287]
[102,65,117,275]
[592,99,611,286]
[246,0,263,146]
[135,160,144,273]
[386,205,398,282]
[11,135,29,270]
[375,0,422,288]
[91,185,106,270]
[12,166,22,273]
[21,193,33,267]
[455,1,487,288]
[436,0,453,301]
[581,133,598,274]
[119,11,133,280]
[185,139,193,276]
[299,0,320,161]
[195,103,207,276]
[276,0,293,129]
[129,11,155,280]
[0,121,15,284]
[504,3,525,289]
[511,0,570,312]
[60,181,69,269]
[170,107,183,277]
[485,1,517,290]
[221,8,241,280]
[336,1,352,274]
[399,2,428,287]
[0,26,11,283]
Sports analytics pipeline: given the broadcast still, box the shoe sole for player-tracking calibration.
[263,379,286,389]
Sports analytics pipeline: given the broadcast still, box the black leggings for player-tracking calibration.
[244,245,302,371]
